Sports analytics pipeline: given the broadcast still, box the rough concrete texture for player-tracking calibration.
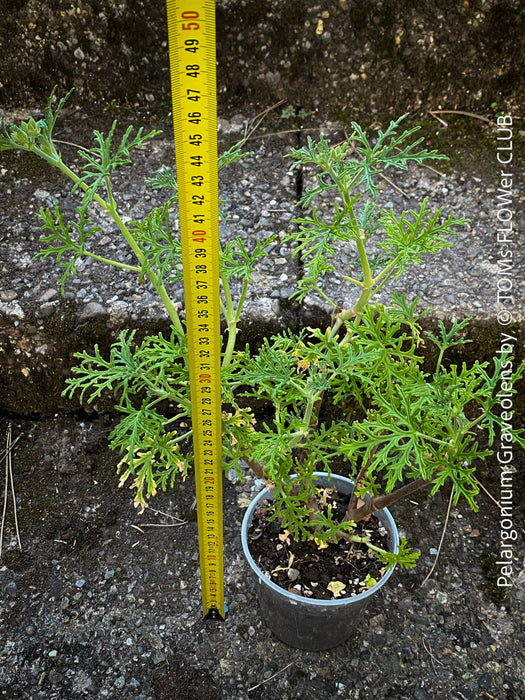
[0,0,524,120]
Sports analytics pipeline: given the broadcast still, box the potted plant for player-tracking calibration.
[1,93,523,650]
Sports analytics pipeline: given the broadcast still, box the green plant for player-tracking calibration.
[0,90,263,508]
[1,93,523,574]
[282,105,309,121]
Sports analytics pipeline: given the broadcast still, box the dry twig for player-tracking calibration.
[139,522,187,528]
[148,507,186,522]
[421,637,444,677]
[421,485,455,586]
[248,661,295,693]
[474,476,500,508]
[379,172,409,198]
[429,109,492,127]
[1,425,23,557]
[136,506,187,529]
[242,99,287,142]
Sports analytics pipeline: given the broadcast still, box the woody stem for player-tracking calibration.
[345,477,433,523]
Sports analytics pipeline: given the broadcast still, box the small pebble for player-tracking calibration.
[287,568,300,582]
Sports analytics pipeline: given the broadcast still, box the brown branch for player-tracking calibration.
[244,457,265,479]
[428,109,492,127]
[345,476,434,523]
[346,446,378,519]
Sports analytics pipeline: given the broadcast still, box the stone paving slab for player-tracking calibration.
[0,113,523,413]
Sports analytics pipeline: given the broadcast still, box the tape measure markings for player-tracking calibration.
[166,0,225,620]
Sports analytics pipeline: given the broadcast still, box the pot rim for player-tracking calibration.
[241,471,400,607]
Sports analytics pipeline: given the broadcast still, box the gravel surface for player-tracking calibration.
[0,415,524,699]
[0,107,522,329]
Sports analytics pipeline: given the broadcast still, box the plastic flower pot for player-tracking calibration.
[241,472,399,650]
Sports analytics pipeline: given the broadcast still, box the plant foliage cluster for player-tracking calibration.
[1,92,523,570]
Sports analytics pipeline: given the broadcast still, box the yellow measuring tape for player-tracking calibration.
[166,0,225,620]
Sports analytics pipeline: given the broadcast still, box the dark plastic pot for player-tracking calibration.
[241,472,399,650]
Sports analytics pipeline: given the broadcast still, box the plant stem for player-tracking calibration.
[84,251,141,273]
[235,278,249,321]
[287,430,308,447]
[373,253,403,289]
[329,239,373,341]
[434,345,447,378]
[303,392,317,428]
[345,476,433,523]
[343,275,365,288]
[313,284,337,308]
[347,447,378,516]
[55,160,186,338]
[221,270,238,369]
[244,457,265,479]
[347,534,390,557]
